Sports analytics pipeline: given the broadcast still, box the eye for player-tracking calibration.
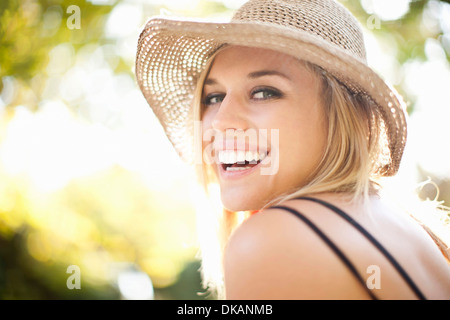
[203,93,224,106]
[251,87,283,100]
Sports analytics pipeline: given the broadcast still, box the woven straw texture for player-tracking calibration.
[135,0,407,176]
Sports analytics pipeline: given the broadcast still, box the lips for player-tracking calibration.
[211,135,272,177]
[213,149,270,179]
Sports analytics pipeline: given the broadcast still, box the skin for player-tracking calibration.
[202,46,327,212]
[201,46,450,299]
[224,193,450,299]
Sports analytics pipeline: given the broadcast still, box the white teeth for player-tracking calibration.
[259,152,266,160]
[246,151,259,163]
[218,150,268,164]
[245,151,253,162]
[228,151,236,164]
[237,150,245,163]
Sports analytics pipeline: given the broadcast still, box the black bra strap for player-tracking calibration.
[271,205,378,300]
[293,196,427,300]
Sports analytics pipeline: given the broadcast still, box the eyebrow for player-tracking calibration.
[248,70,291,81]
[204,69,292,86]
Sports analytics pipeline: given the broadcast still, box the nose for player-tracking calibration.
[211,92,249,132]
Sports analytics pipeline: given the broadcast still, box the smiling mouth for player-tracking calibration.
[217,150,269,172]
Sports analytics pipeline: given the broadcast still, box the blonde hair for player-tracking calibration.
[191,49,449,299]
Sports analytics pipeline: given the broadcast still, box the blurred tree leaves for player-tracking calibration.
[0,0,113,75]
[346,0,449,61]
[343,0,450,115]
[0,0,207,300]
[0,165,199,299]
[0,0,114,107]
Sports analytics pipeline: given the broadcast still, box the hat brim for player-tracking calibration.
[136,17,407,176]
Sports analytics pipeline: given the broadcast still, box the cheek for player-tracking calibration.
[200,110,217,164]
[201,108,212,129]
[277,108,327,175]
[201,107,219,137]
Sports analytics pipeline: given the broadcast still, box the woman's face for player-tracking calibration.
[201,46,327,211]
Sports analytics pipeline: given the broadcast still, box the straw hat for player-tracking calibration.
[135,0,407,176]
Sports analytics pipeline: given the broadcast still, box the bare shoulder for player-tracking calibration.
[223,199,371,299]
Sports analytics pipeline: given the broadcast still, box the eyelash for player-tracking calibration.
[203,87,283,106]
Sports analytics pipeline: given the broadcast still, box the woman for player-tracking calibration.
[136,0,450,299]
